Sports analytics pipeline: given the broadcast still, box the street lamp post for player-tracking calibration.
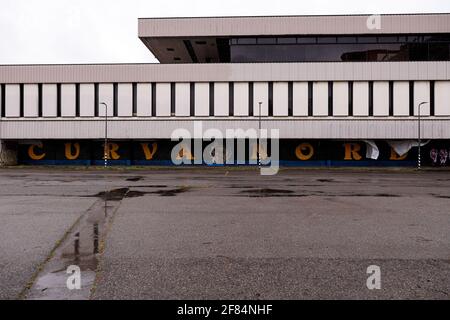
[417,101,428,170]
[100,102,108,168]
[258,102,262,168]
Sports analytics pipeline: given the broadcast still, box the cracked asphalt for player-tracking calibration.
[0,167,449,299]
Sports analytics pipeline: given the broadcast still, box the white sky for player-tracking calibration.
[1,0,449,64]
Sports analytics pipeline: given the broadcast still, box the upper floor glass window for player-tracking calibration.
[229,34,450,62]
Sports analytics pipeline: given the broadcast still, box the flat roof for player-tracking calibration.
[138,13,450,63]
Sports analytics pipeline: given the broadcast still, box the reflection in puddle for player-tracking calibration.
[26,189,125,300]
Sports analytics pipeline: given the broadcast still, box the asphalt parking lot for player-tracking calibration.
[0,167,449,299]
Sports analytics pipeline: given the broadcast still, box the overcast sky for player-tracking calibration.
[1,0,449,64]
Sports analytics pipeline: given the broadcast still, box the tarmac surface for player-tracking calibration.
[0,167,449,299]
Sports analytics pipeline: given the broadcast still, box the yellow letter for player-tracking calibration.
[104,143,120,160]
[64,142,80,160]
[344,143,362,160]
[250,143,268,160]
[28,143,46,160]
[390,148,408,160]
[295,143,314,160]
[140,142,158,160]
[176,144,195,160]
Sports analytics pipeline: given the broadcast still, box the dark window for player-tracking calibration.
[170,83,175,116]
[75,84,80,117]
[288,81,293,116]
[38,84,42,117]
[151,83,156,116]
[308,82,313,116]
[348,82,353,116]
[57,84,61,117]
[337,36,357,44]
[248,82,254,116]
[209,82,214,116]
[94,83,99,117]
[389,81,394,116]
[277,37,296,44]
[268,82,273,116]
[409,81,414,116]
[237,38,256,45]
[430,81,435,116]
[229,82,234,116]
[368,81,374,116]
[257,37,276,44]
[297,37,317,44]
[328,82,333,116]
[190,83,195,116]
[132,83,137,116]
[1,84,5,117]
[113,83,118,117]
[317,36,337,44]
[19,84,24,117]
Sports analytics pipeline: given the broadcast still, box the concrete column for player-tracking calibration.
[0,141,18,166]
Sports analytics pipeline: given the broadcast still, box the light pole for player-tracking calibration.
[258,102,262,168]
[417,101,428,170]
[100,102,108,168]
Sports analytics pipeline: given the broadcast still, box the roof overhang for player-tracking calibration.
[138,14,450,63]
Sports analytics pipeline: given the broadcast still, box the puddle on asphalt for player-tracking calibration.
[26,192,123,300]
[126,176,143,182]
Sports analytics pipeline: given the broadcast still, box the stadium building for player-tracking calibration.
[0,13,449,166]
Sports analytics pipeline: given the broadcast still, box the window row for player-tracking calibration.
[1,81,449,118]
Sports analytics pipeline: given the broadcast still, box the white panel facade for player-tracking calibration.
[292,82,308,116]
[253,82,268,116]
[23,84,39,117]
[435,81,450,116]
[313,82,328,116]
[79,84,95,117]
[156,83,171,117]
[118,83,133,117]
[61,84,76,117]
[175,83,190,116]
[42,84,57,117]
[214,82,229,117]
[373,81,389,116]
[414,81,430,116]
[194,83,209,116]
[233,82,248,116]
[273,82,288,116]
[98,84,114,117]
[353,82,369,116]
[5,84,20,117]
[333,82,348,116]
[393,81,410,116]
[136,83,152,117]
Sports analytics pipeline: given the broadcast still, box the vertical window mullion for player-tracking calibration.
[132,83,137,116]
[151,83,156,116]
[268,82,273,116]
[19,84,24,117]
[368,81,374,116]
[229,82,234,116]
[288,81,293,117]
[328,81,333,116]
[57,84,61,117]
[389,81,394,116]
[308,82,313,116]
[170,82,175,116]
[249,82,254,116]
[94,83,99,117]
[190,82,195,116]
[348,81,353,116]
[209,82,214,116]
[75,83,80,117]
[38,84,43,117]
[430,80,435,116]
[1,84,5,118]
[409,81,414,116]
[113,83,118,117]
